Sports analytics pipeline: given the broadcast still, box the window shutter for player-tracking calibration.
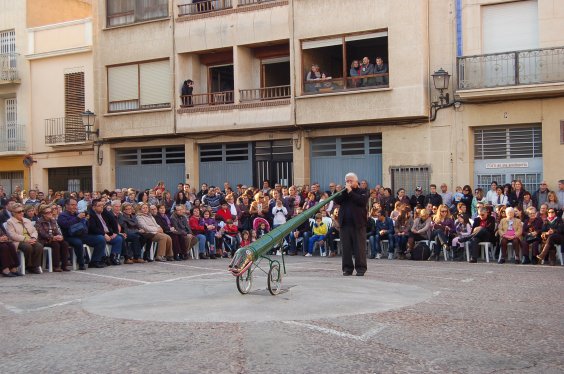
[108,64,139,102]
[302,37,342,50]
[139,60,170,107]
[64,72,85,116]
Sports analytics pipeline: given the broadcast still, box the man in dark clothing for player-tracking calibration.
[460,207,496,263]
[424,184,443,208]
[334,172,369,276]
[409,186,425,210]
[88,199,123,265]
[288,207,311,255]
[181,79,194,106]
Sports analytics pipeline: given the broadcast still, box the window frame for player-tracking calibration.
[106,0,169,28]
[107,58,171,113]
[300,29,388,95]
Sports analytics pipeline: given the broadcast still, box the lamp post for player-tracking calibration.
[430,68,459,121]
[81,109,103,165]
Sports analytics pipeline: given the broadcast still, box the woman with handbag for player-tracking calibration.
[36,204,70,272]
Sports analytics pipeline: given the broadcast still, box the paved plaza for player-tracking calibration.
[0,257,563,373]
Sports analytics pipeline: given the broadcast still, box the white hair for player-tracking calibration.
[505,207,514,215]
[345,172,358,181]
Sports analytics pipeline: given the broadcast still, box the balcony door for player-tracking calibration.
[4,98,17,151]
[64,71,85,142]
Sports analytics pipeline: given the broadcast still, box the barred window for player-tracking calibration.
[474,125,542,160]
[390,166,430,195]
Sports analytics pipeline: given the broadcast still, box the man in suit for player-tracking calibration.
[334,172,369,276]
[88,199,123,265]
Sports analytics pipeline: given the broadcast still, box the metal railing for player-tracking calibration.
[0,123,25,152]
[0,53,19,82]
[178,0,232,16]
[238,0,276,6]
[239,85,291,102]
[45,116,87,145]
[303,73,389,94]
[458,46,564,90]
[180,90,234,107]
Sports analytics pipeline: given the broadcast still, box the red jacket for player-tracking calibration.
[215,208,231,223]
[224,224,238,235]
[189,216,205,235]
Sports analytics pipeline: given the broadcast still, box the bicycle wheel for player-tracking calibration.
[236,269,253,295]
[267,263,282,295]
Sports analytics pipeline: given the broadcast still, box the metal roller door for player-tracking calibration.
[116,147,185,190]
[199,143,253,188]
[310,135,382,189]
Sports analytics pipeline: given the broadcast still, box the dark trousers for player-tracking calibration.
[538,233,563,261]
[469,228,491,260]
[65,236,85,266]
[18,241,44,268]
[43,240,70,269]
[0,242,19,269]
[124,232,145,259]
[170,232,185,256]
[340,225,367,274]
[431,230,450,254]
[501,237,521,259]
[65,235,106,263]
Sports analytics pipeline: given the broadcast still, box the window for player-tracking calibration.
[116,147,185,166]
[511,173,542,193]
[107,0,169,27]
[475,174,504,191]
[390,166,430,196]
[199,143,249,162]
[107,60,171,112]
[64,71,86,142]
[301,31,388,94]
[474,125,542,160]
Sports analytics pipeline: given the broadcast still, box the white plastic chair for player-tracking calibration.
[556,244,563,265]
[43,246,53,272]
[4,221,27,274]
[465,240,493,262]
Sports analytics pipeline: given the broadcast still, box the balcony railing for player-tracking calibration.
[238,0,276,6]
[303,74,389,94]
[45,116,87,145]
[180,91,234,107]
[178,0,232,16]
[0,53,19,82]
[0,123,25,152]
[239,85,291,102]
[458,46,564,90]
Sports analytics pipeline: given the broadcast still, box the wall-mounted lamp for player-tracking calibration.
[430,68,460,121]
[81,109,103,166]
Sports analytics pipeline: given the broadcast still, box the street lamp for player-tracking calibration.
[430,68,460,121]
[81,109,103,165]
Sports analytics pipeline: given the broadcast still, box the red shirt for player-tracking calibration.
[189,216,205,234]
[215,208,231,223]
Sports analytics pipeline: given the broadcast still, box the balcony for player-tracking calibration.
[178,0,233,16]
[180,91,234,107]
[0,53,20,84]
[0,123,25,153]
[457,46,564,101]
[45,116,88,145]
[238,0,277,5]
[239,85,291,102]
[303,75,389,95]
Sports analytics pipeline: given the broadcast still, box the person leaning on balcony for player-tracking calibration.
[181,79,194,107]
[349,60,361,87]
[359,57,374,86]
[136,202,173,262]
[5,203,44,274]
[36,204,70,272]
[305,64,322,92]
[374,56,388,85]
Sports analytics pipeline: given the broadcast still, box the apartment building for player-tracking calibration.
[80,0,563,193]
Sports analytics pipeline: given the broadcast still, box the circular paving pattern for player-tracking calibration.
[82,275,433,323]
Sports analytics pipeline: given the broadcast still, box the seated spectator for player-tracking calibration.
[508,180,527,208]
[498,207,523,264]
[425,184,443,209]
[240,230,251,248]
[201,209,220,258]
[546,191,559,211]
[36,204,70,272]
[136,202,173,262]
[429,204,455,261]
[288,207,311,255]
[306,213,328,257]
[118,202,146,263]
[521,207,543,264]
[471,188,488,217]
[536,208,563,265]
[222,218,240,258]
[459,207,496,263]
[5,203,44,274]
[368,209,395,259]
[24,205,38,223]
[88,199,123,265]
[0,220,21,277]
[155,204,185,261]
[189,207,209,259]
[406,209,432,256]
[394,206,413,259]
[409,186,425,210]
[170,205,198,260]
[451,214,472,260]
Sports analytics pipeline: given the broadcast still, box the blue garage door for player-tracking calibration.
[199,142,253,188]
[310,135,382,190]
[116,147,185,191]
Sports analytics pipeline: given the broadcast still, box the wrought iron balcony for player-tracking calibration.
[0,123,25,152]
[239,85,291,102]
[178,0,232,16]
[180,90,234,107]
[457,46,564,90]
[45,116,88,145]
[0,53,20,83]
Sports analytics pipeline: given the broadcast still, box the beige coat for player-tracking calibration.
[498,217,523,239]
[6,217,39,248]
[136,213,161,234]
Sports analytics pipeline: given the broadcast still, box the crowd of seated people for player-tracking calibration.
[0,178,563,277]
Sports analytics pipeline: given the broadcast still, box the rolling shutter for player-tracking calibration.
[140,60,170,107]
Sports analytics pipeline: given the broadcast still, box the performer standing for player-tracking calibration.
[334,172,369,276]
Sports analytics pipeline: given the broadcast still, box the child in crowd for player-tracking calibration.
[240,230,251,248]
[256,222,269,239]
[201,209,218,258]
[222,218,239,258]
[250,229,258,243]
[451,213,472,260]
[271,199,288,228]
[306,213,328,257]
[453,186,464,206]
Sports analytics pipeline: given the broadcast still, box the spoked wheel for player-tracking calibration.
[267,263,282,295]
[236,269,253,295]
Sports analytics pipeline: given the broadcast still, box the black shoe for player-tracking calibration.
[428,253,437,261]
[458,236,472,243]
[469,258,477,263]
[343,272,353,276]
[356,272,365,276]
[89,262,105,268]
[2,272,17,277]
[110,254,121,266]
[11,271,23,276]
[498,258,505,264]
[199,254,209,259]
[369,255,375,259]
[514,258,520,264]
[78,265,87,271]
[174,254,181,261]
[522,257,531,265]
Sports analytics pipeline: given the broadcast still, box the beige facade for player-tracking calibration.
[21,0,558,194]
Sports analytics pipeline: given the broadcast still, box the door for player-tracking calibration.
[48,167,92,192]
[254,140,293,187]
[199,143,253,188]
